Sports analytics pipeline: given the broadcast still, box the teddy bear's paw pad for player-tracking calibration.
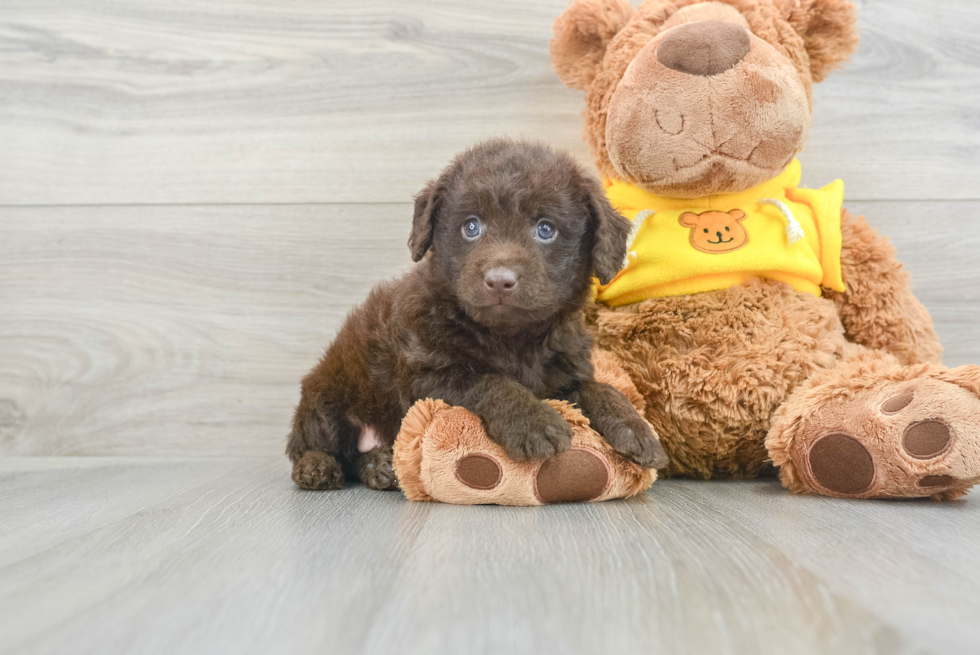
[881,392,914,414]
[292,451,345,490]
[800,376,980,499]
[807,433,875,495]
[901,420,952,459]
[455,454,502,490]
[534,447,611,504]
[918,475,955,488]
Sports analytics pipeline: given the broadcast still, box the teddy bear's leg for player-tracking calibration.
[392,398,657,505]
[767,348,980,500]
[825,210,944,366]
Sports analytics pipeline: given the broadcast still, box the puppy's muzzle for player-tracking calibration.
[484,267,518,298]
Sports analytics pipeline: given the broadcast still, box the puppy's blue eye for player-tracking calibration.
[536,219,557,242]
[462,216,483,240]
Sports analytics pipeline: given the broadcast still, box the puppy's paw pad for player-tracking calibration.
[292,451,345,490]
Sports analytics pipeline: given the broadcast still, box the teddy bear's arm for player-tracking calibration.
[824,209,944,365]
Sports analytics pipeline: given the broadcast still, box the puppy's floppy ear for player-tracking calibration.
[582,175,631,285]
[776,0,859,83]
[551,0,634,91]
[409,172,449,262]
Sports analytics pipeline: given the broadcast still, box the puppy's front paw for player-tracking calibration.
[599,415,668,469]
[489,403,573,461]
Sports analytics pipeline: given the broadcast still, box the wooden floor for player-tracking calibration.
[2,0,980,653]
[2,458,979,655]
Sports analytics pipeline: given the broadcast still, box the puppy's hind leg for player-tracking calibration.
[287,389,357,490]
[353,424,399,491]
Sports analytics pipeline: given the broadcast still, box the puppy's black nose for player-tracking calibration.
[484,268,518,293]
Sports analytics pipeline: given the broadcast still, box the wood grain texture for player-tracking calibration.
[1,0,979,205]
[2,201,977,457]
[0,458,977,655]
[0,204,415,456]
[847,200,980,368]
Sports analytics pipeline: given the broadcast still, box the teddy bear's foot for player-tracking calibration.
[453,446,613,504]
[392,398,657,505]
[292,451,345,490]
[768,361,980,500]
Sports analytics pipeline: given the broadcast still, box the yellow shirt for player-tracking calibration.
[596,159,846,307]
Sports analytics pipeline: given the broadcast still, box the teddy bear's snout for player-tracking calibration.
[657,20,751,77]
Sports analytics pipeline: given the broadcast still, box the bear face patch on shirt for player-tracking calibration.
[679,210,749,254]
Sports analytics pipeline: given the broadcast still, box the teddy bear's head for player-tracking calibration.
[551,0,858,199]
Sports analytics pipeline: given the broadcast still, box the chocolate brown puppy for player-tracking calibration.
[287,139,667,491]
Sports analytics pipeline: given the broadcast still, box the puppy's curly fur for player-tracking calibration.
[287,139,668,490]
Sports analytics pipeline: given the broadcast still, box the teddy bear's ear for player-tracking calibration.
[777,0,859,83]
[731,209,747,221]
[551,0,635,90]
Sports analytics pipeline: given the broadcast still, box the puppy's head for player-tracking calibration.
[409,139,630,332]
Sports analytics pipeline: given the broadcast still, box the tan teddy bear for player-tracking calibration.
[546,0,980,499]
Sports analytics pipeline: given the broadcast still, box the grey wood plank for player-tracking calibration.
[0,457,257,569]
[800,0,980,200]
[1,458,976,655]
[0,203,416,457]
[677,480,980,655]
[1,0,978,205]
[1,201,977,457]
[847,200,980,368]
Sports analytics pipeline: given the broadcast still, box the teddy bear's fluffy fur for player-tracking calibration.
[551,0,980,498]
[586,210,946,481]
